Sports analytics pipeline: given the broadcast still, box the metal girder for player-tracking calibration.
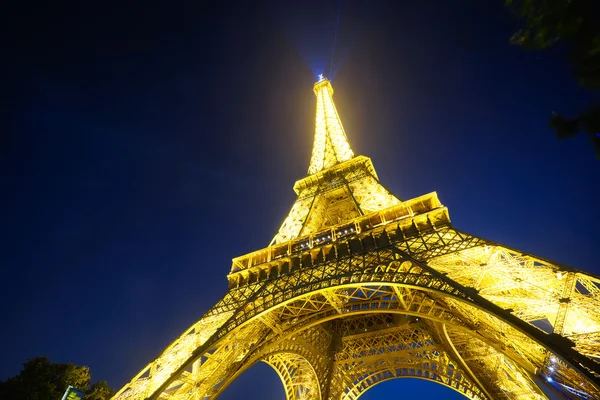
[113,228,600,400]
[112,78,600,400]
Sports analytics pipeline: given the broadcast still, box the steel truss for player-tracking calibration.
[112,78,600,400]
[113,223,600,400]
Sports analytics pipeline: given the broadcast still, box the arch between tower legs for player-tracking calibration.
[264,352,321,400]
[114,249,599,400]
[213,326,332,400]
[183,281,550,400]
[210,308,493,400]
[212,316,489,400]
[323,318,490,400]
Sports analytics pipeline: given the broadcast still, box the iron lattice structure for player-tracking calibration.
[113,77,600,400]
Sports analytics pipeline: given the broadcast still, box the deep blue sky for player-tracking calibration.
[3,0,599,398]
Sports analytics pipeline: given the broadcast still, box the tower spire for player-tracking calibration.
[307,76,354,175]
[113,76,600,400]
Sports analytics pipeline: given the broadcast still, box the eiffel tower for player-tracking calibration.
[113,76,600,400]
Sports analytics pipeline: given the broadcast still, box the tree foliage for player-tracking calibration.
[507,0,600,157]
[86,380,115,400]
[0,356,114,400]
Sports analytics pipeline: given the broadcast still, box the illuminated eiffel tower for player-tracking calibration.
[113,76,600,400]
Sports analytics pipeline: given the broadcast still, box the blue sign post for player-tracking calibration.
[61,385,85,400]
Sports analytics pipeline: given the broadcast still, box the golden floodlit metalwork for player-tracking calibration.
[113,78,600,400]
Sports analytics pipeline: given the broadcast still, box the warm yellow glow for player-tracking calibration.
[308,79,354,175]
[113,79,600,400]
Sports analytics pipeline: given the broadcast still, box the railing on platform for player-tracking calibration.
[228,192,449,283]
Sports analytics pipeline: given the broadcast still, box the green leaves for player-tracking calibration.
[550,107,600,158]
[0,357,114,400]
[507,0,600,158]
[86,381,115,400]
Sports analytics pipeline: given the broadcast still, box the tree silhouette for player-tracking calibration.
[507,0,600,157]
[0,356,114,400]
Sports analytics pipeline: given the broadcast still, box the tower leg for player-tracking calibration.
[264,353,321,400]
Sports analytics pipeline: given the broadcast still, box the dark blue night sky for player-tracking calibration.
[4,1,599,399]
